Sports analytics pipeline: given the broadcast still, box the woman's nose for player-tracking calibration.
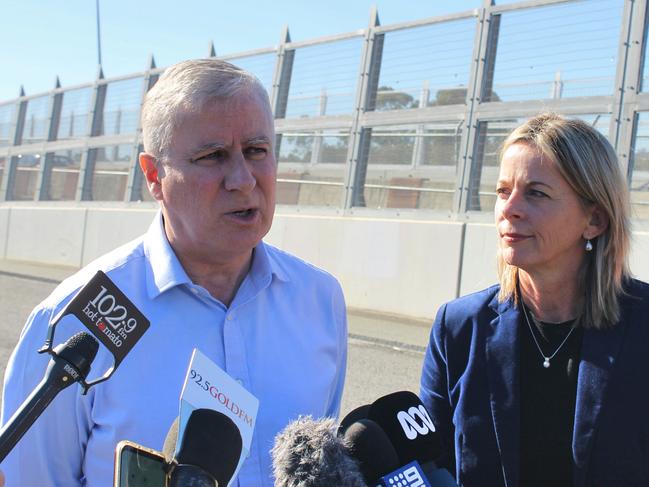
[498,190,525,220]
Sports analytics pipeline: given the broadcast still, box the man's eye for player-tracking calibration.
[496,187,510,197]
[245,147,268,160]
[192,150,226,165]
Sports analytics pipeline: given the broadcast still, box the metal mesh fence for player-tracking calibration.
[491,0,623,101]
[376,18,476,110]
[58,87,93,140]
[21,96,49,145]
[99,77,143,136]
[0,0,648,221]
[285,37,363,118]
[0,104,14,147]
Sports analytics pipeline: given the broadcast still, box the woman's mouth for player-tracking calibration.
[501,233,531,243]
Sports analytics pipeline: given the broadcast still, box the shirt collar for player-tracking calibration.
[250,239,290,286]
[143,211,193,299]
[143,211,290,299]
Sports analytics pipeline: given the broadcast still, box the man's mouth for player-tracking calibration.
[228,208,257,218]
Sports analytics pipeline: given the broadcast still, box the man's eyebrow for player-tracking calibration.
[245,136,272,145]
[191,137,271,156]
[190,142,226,157]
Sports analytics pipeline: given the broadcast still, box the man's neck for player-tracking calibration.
[177,250,254,307]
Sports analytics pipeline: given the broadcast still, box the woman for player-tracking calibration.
[420,113,649,486]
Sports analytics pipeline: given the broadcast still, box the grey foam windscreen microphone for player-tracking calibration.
[272,416,367,487]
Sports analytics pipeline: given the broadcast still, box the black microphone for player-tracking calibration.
[342,418,400,485]
[367,391,457,486]
[368,391,443,465]
[338,404,371,435]
[163,408,243,487]
[272,416,367,487]
[0,331,99,462]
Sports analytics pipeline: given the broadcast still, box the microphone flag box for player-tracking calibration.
[178,348,259,485]
[380,461,432,487]
[44,270,150,389]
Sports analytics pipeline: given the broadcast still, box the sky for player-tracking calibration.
[0,0,484,102]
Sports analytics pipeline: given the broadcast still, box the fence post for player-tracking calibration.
[0,88,28,201]
[270,26,294,162]
[611,0,647,180]
[76,66,106,201]
[457,2,500,213]
[37,77,64,200]
[344,7,383,208]
[126,55,158,202]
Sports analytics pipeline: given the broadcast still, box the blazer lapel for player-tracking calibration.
[573,317,627,470]
[485,296,521,487]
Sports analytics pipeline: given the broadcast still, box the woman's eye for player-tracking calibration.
[528,189,548,198]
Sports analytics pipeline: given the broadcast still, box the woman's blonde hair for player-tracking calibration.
[497,113,631,328]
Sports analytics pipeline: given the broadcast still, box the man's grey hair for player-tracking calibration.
[141,58,271,159]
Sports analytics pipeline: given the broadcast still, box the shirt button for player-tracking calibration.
[227,314,234,321]
[191,288,199,295]
[236,379,244,385]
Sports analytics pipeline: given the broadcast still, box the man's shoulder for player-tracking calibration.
[40,235,148,311]
[263,242,341,288]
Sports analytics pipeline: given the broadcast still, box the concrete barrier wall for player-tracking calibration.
[1,204,647,322]
[630,230,649,279]
[6,207,87,267]
[267,214,465,319]
[0,208,9,259]
[82,208,158,266]
[459,223,499,297]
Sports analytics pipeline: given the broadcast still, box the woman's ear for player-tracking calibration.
[583,205,609,240]
[139,152,164,201]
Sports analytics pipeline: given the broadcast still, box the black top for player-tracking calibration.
[519,307,583,487]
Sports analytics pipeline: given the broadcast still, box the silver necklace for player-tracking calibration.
[521,304,576,369]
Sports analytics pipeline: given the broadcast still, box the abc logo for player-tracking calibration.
[397,405,435,440]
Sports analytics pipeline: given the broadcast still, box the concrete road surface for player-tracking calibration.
[0,260,432,417]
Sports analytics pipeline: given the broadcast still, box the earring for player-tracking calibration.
[585,239,593,252]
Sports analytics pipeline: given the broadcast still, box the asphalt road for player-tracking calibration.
[0,264,429,417]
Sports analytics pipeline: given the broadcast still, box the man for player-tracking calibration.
[0,59,347,486]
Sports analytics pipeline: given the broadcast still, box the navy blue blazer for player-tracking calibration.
[420,279,649,487]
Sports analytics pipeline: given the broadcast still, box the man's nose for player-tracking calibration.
[224,154,256,193]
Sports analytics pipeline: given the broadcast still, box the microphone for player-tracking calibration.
[367,391,456,486]
[342,418,400,485]
[338,404,371,435]
[163,408,243,487]
[272,416,367,487]
[0,332,99,462]
[368,391,443,465]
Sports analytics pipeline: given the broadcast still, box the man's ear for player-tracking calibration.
[583,205,609,240]
[139,152,164,201]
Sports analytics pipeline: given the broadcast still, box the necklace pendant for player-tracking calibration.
[543,358,551,368]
